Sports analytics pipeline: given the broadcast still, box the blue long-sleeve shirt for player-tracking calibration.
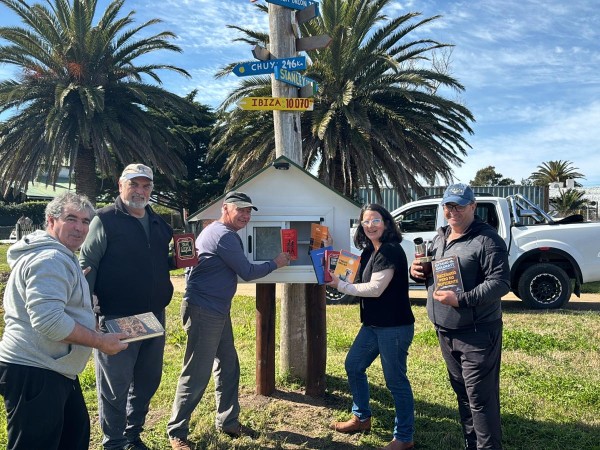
[184,221,276,315]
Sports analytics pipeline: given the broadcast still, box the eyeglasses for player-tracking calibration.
[361,218,383,227]
[443,203,472,212]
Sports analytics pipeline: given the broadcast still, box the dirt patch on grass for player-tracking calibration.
[238,387,375,449]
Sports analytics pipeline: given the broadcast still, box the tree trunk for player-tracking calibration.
[74,145,97,204]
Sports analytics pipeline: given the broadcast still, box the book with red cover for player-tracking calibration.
[173,233,198,268]
[333,249,361,283]
[308,223,329,253]
[323,249,340,283]
[280,228,298,260]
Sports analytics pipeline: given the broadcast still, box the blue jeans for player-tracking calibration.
[345,324,415,442]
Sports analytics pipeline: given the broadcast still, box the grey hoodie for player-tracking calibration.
[0,230,96,379]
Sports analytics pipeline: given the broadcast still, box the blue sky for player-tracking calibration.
[1,0,599,186]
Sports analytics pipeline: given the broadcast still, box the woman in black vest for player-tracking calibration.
[327,204,415,450]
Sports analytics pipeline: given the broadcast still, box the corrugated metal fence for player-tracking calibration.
[357,185,548,212]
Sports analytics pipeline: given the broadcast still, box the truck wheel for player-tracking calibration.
[517,263,572,309]
[325,286,357,304]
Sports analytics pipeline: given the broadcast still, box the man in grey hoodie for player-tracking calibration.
[0,192,128,450]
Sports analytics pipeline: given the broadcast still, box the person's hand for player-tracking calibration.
[326,272,340,289]
[410,259,426,280]
[433,289,459,307]
[97,333,129,355]
[323,233,333,248]
[82,266,91,276]
[274,252,290,268]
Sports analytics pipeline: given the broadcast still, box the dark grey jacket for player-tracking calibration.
[426,217,510,331]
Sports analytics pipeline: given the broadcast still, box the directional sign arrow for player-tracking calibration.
[296,3,319,24]
[296,34,332,52]
[275,66,318,92]
[265,0,313,11]
[232,56,306,77]
[238,97,314,111]
[252,44,271,62]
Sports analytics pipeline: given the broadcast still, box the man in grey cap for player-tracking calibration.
[167,191,289,450]
[80,163,175,450]
[410,183,510,450]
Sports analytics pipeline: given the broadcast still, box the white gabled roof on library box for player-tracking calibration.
[187,156,362,284]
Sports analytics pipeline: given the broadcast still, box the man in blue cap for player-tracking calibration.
[410,183,510,450]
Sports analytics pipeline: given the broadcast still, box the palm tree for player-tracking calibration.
[528,160,585,187]
[549,188,588,217]
[211,0,474,202]
[0,0,194,201]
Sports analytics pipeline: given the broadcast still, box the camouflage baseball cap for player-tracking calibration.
[121,163,153,180]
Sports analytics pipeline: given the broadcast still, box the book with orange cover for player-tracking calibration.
[173,233,198,268]
[323,249,340,283]
[308,223,329,253]
[332,249,361,283]
[280,228,298,260]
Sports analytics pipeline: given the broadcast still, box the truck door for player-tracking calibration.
[394,204,440,279]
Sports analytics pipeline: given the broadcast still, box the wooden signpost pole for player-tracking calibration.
[268,1,308,389]
[252,0,328,397]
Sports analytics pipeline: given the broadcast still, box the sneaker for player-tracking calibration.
[123,439,150,450]
[169,437,193,450]
[219,423,257,439]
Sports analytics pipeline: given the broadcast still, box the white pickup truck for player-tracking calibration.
[390,194,600,309]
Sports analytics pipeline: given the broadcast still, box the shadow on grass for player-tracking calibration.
[323,374,600,450]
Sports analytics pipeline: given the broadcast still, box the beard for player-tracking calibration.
[123,197,149,209]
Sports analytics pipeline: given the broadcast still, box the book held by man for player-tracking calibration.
[280,228,298,260]
[332,250,361,283]
[432,255,464,293]
[105,312,165,343]
[173,233,199,268]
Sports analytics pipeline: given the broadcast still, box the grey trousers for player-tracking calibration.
[437,325,503,450]
[95,311,165,449]
[167,301,241,440]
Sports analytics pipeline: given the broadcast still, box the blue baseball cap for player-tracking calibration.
[441,183,475,206]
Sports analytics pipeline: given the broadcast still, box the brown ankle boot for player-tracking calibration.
[379,439,415,450]
[329,415,371,433]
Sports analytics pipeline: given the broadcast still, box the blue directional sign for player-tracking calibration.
[265,0,314,11]
[274,66,318,91]
[232,56,307,77]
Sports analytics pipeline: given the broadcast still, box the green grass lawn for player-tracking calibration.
[0,244,599,449]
